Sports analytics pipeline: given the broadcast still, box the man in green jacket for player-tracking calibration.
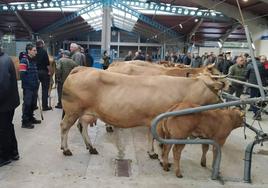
[55,50,78,108]
[228,56,247,98]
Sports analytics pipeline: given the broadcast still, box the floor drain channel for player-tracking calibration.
[115,159,131,177]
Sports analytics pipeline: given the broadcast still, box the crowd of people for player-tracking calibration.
[165,51,268,120]
[1,40,268,167]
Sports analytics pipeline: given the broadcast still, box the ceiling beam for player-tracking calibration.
[14,11,33,38]
[53,25,91,37]
[122,0,228,21]
[189,18,203,42]
[0,0,94,12]
[219,24,241,43]
[187,0,268,41]
[53,21,88,33]
[39,1,102,34]
[112,0,181,39]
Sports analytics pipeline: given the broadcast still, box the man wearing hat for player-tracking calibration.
[55,50,78,108]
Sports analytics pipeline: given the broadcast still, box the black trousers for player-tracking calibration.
[38,70,50,108]
[228,85,244,98]
[57,82,63,106]
[0,110,18,159]
[250,87,261,116]
[22,88,38,123]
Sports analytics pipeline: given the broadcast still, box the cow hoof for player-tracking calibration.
[89,148,99,155]
[201,162,206,167]
[163,166,170,171]
[60,146,64,150]
[106,127,114,133]
[63,149,73,156]
[160,162,172,167]
[149,153,159,159]
[176,174,183,178]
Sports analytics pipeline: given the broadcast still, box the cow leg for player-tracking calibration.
[162,144,172,171]
[173,144,185,178]
[77,120,98,155]
[60,114,79,156]
[147,128,158,159]
[201,144,209,167]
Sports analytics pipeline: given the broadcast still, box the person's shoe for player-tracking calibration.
[42,106,52,111]
[0,158,11,167]
[21,122,35,129]
[30,117,41,124]
[55,104,62,109]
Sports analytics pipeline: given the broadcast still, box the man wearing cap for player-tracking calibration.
[55,50,78,108]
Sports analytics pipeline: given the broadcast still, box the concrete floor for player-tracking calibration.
[1,83,268,188]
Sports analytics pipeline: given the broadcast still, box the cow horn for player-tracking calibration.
[209,74,228,79]
[207,63,215,69]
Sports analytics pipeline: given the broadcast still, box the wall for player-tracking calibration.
[199,47,250,57]
[256,39,268,57]
[16,41,31,57]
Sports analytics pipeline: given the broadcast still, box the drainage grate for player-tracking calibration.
[115,159,131,177]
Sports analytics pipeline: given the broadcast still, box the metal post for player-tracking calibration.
[244,25,266,99]
[227,77,268,91]
[244,137,268,183]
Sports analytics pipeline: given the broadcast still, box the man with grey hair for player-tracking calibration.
[55,50,78,108]
[70,43,84,66]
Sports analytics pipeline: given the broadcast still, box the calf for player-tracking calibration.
[158,102,244,178]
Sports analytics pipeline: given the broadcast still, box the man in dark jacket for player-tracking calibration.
[19,44,41,129]
[0,47,20,167]
[190,53,202,68]
[36,40,52,111]
[245,59,266,120]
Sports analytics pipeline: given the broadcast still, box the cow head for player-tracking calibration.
[203,63,221,75]
[198,74,230,92]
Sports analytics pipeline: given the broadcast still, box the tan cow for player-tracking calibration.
[60,67,227,156]
[108,61,222,78]
[157,102,244,178]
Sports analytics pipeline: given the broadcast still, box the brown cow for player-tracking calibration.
[157,102,244,178]
[108,61,222,78]
[60,67,227,157]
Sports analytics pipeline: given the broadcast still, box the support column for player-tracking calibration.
[117,31,120,58]
[138,35,141,51]
[101,1,112,54]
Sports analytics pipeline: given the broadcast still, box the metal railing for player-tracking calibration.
[151,97,267,181]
